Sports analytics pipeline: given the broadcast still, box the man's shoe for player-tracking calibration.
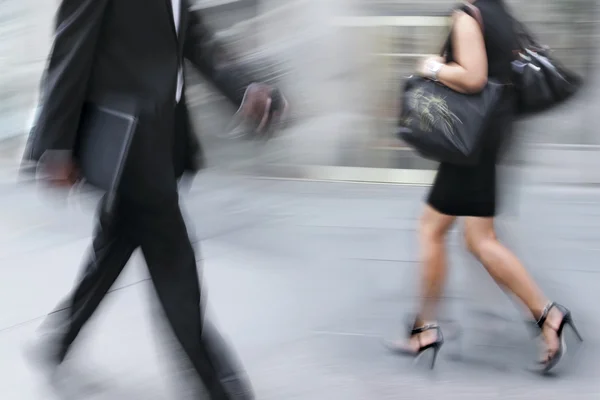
[221,374,255,400]
[23,334,66,377]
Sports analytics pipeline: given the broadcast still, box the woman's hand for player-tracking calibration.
[416,56,446,80]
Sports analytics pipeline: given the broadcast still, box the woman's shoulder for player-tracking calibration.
[454,0,513,33]
[452,2,484,25]
[455,0,505,16]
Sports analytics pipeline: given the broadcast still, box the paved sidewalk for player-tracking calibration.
[0,173,598,399]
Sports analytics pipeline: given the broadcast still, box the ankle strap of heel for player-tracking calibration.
[411,323,440,335]
[536,302,556,328]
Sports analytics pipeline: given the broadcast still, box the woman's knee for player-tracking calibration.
[419,209,453,243]
[464,227,497,260]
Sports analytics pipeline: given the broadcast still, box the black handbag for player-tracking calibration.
[397,2,504,165]
[398,76,505,165]
[510,18,582,115]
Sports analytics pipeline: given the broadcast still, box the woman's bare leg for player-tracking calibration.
[418,206,456,321]
[463,217,563,360]
[399,205,456,351]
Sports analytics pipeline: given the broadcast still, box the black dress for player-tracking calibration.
[427,0,517,217]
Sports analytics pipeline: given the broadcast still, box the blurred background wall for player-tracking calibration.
[1,0,599,181]
[0,0,53,141]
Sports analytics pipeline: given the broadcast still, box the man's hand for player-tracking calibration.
[237,83,289,137]
[41,154,79,187]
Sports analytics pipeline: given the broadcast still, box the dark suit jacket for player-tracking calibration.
[23,0,254,202]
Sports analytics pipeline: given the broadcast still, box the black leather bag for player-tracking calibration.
[397,2,505,165]
[398,76,505,165]
[511,18,582,115]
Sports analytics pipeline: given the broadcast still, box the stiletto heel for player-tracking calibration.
[430,343,441,370]
[566,317,583,343]
[533,302,582,374]
[385,322,444,370]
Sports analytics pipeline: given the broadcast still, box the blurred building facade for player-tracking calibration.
[192,0,600,183]
[1,0,599,182]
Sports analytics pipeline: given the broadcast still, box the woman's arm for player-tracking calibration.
[421,12,488,94]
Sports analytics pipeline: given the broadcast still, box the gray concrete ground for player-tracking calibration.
[0,171,598,399]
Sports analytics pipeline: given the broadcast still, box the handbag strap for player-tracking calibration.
[462,1,485,31]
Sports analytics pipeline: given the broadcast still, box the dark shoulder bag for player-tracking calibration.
[397,2,505,166]
[510,16,582,115]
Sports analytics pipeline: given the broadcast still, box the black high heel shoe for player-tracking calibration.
[533,302,583,374]
[385,322,444,369]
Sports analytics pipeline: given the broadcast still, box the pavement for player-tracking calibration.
[0,170,599,399]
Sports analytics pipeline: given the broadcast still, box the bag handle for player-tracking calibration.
[462,1,484,31]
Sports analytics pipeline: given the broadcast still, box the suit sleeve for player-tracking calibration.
[183,8,256,107]
[28,0,109,161]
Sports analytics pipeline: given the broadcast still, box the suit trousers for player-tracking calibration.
[42,195,253,400]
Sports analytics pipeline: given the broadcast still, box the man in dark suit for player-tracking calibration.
[23,0,286,398]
